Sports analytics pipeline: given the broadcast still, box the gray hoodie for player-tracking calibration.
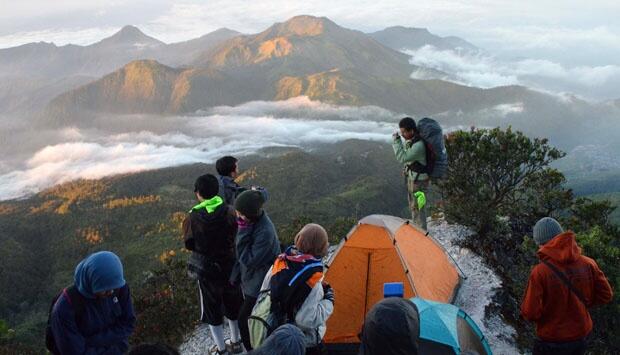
[230,212,280,297]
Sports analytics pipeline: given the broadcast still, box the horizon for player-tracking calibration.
[2,0,619,68]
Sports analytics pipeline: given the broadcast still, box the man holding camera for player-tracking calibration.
[393,117,429,230]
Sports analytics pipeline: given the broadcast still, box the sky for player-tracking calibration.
[1,0,619,67]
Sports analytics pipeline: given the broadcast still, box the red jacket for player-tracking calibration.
[521,232,613,342]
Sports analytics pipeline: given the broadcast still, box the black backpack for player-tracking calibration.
[270,248,324,324]
[407,117,448,179]
[45,286,86,354]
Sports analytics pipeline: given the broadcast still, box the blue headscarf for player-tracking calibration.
[74,251,126,298]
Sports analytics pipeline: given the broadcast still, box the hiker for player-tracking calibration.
[521,217,613,355]
[257,223,334,355]
[231,189,281,351]
[184,174,244,355]
[216,156,246,205]
[359,297,420,355]
[393,117,430,230]
[248,324,306,355]
[48,251,135,355]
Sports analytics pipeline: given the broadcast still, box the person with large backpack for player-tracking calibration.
[184,174,244,355]
[230,189,281,351]
[47,251,135,355]
[392,116,447,230]
[521,217,613,355]
[249,224,334,355]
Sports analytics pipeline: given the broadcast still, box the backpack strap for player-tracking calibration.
[540,260,588,308]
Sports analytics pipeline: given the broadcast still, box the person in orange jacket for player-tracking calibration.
[521,217,613,355]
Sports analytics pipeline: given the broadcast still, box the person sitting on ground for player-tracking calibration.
[521,217,613,355]
[184,174,244,355]
[392,117,430,230]
[231,189,281,351]
[260,223,334,355]
[216,156,246,205]
[247,324,306,355]
[358,297,420,355]
[50,251,136,355]
[128,343,180,355]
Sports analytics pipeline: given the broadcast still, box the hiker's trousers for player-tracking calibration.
[407,179,429,230]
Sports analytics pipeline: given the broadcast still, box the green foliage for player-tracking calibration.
[441,127,619,353]
[439,127,571,236]
[0,139,407,352]
[566,198,618,234]
[0,320,14,343]
[586,192,620,226]
[575,226,620,353]
[131,258,198,347]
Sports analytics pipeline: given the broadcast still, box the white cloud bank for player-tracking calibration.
[407,45,620,99]
[0,98,398,200]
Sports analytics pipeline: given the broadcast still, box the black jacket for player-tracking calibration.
[184,204,237,280]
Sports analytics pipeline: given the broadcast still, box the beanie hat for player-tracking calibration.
[533,217,564,245]
[194,174,219,199]
[235,190,265,219]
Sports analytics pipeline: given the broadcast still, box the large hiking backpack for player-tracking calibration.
[248,248,324,348]
[45,286,86,354]
[407,117,448,179]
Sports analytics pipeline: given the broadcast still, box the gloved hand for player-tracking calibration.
[323,282,335,303]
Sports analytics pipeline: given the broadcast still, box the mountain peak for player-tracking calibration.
[276,15,336,36]
[96,25,163,47]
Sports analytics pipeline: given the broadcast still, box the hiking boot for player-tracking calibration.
[209,344,230,355]
[225,339,244,354]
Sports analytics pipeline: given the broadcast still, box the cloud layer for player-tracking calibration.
[0,98,398,200]
[407,45,620,99]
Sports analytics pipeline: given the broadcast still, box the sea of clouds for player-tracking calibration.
[0,97,402,200]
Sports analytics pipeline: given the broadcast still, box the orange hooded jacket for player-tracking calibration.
[520,231,613,342]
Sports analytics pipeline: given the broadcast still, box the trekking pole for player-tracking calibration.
[425,231,468,280]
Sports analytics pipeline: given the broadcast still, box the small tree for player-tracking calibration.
[439,127,571,236]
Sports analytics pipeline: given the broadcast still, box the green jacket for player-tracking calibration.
[393,137,428,182]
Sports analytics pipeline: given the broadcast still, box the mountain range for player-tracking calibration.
[368,26,478,53]
[1,15,619,150]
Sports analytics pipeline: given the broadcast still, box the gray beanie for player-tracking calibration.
[533,217,564,245]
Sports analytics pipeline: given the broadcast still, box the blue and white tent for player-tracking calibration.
[411,297,493,355]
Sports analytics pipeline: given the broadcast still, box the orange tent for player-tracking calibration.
[324,214,461,345]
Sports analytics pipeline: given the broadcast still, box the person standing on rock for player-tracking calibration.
[521,217,613,355]
[392,117,430,230]
[230,189,281,351]
[184,174,244,355]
